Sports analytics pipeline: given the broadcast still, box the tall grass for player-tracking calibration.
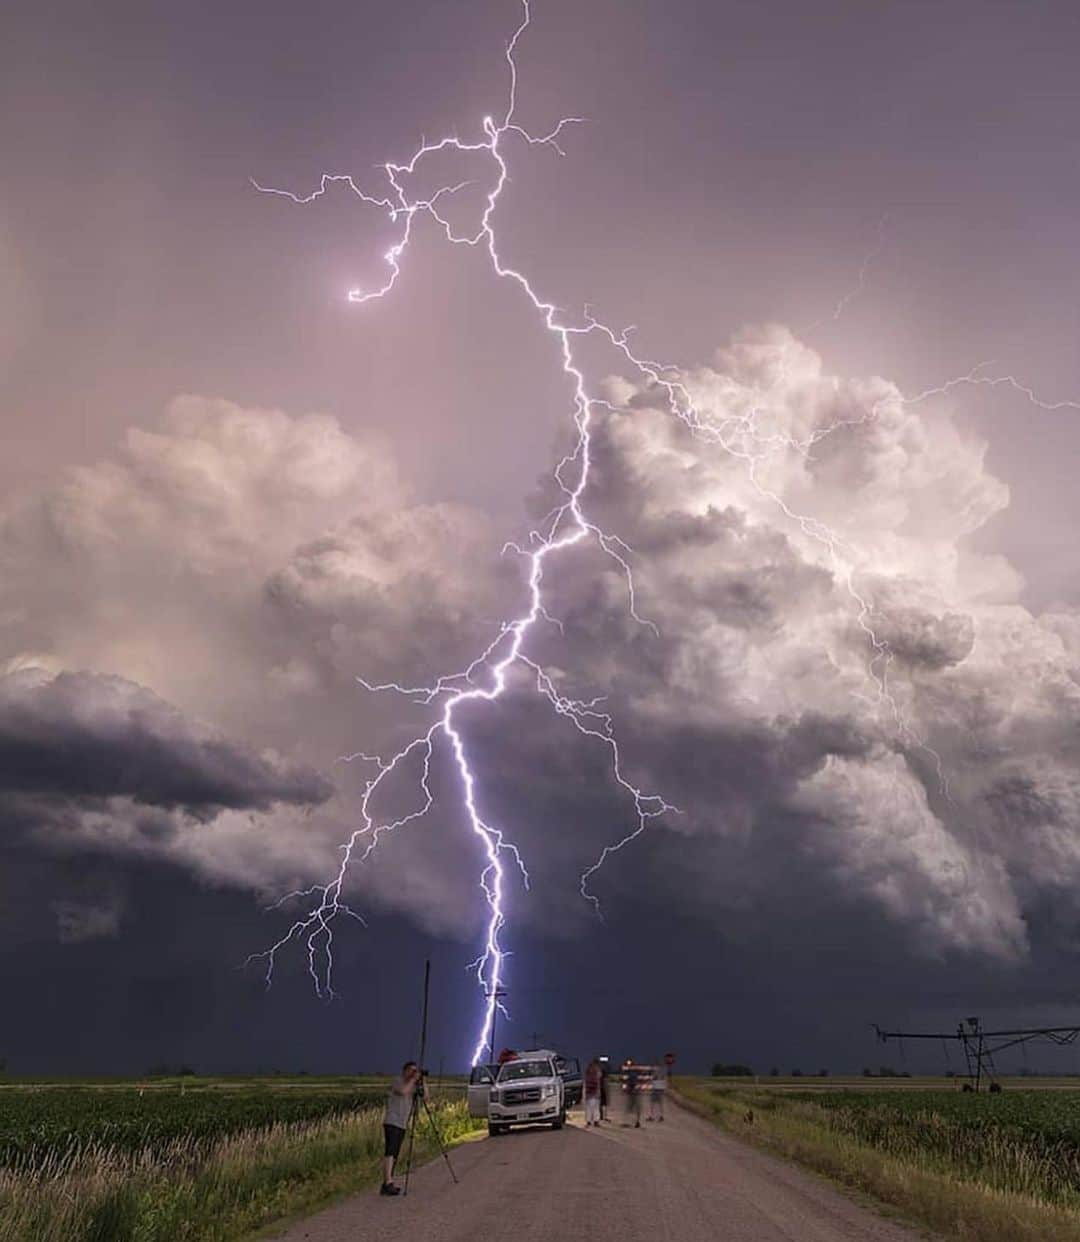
[0,1098,480,1242]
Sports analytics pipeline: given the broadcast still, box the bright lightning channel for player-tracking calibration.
[249,2,679,1064]
[249,1,1076,1064]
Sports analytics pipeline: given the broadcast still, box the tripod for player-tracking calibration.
[402,960,458,1195]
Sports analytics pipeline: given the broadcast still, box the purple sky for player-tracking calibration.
[6,0,1080,602]
[4,0,1080,1073]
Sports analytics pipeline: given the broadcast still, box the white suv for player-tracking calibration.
[486,1050,566,1135]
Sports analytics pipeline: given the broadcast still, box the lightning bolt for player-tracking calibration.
[250,1,1076,1063]
[828,213,890,325]
[248,3,674,1065]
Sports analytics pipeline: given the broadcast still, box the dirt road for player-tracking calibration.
[271,1100,924,1242]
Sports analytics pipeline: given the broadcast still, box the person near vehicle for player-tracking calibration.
[381,1061,421,1196]
[648,1060,668,1121]
[584,1057,603,1126]
[624,1062,642,1128]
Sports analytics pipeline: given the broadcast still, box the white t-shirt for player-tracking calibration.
[384,1077,414,1128]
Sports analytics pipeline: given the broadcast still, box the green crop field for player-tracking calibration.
[0,1080,390,1167]
[0,1077,479,1242]
[780,1088,1080,1203]
[793,1086,1080,1142]
[680,1079,1080,1242]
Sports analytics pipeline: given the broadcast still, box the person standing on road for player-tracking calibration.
[584,1058,603,1126]
[381,1061,421,1197]
[624,1063,642,1128]
[599,1059,610,1121]
[648,1060,667,1122]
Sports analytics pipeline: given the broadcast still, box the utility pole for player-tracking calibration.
[486,987,508,1064]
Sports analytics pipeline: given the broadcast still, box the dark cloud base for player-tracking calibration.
[5,842,1080,1077]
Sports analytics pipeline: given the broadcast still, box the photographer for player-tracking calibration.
[381,1061,422,1196]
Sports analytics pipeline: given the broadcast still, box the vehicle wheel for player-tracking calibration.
[488,1122,505,1136]
[552,1110,565,1130]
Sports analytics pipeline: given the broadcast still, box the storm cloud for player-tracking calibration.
[521,326,1077,959]
[2,328,1080,998]
[0,667,331,812]
[8,0,1080,1076]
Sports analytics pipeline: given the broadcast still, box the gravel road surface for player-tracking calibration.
[270,1100,925,1242]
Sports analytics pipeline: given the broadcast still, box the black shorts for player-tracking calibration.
[384,1123,406,1159]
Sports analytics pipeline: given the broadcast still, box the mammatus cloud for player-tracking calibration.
[2,334,1079,966]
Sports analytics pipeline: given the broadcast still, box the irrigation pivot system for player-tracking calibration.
[874,1017,1080,1091]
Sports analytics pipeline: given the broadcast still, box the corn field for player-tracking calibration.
[0,1082,477,1241]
